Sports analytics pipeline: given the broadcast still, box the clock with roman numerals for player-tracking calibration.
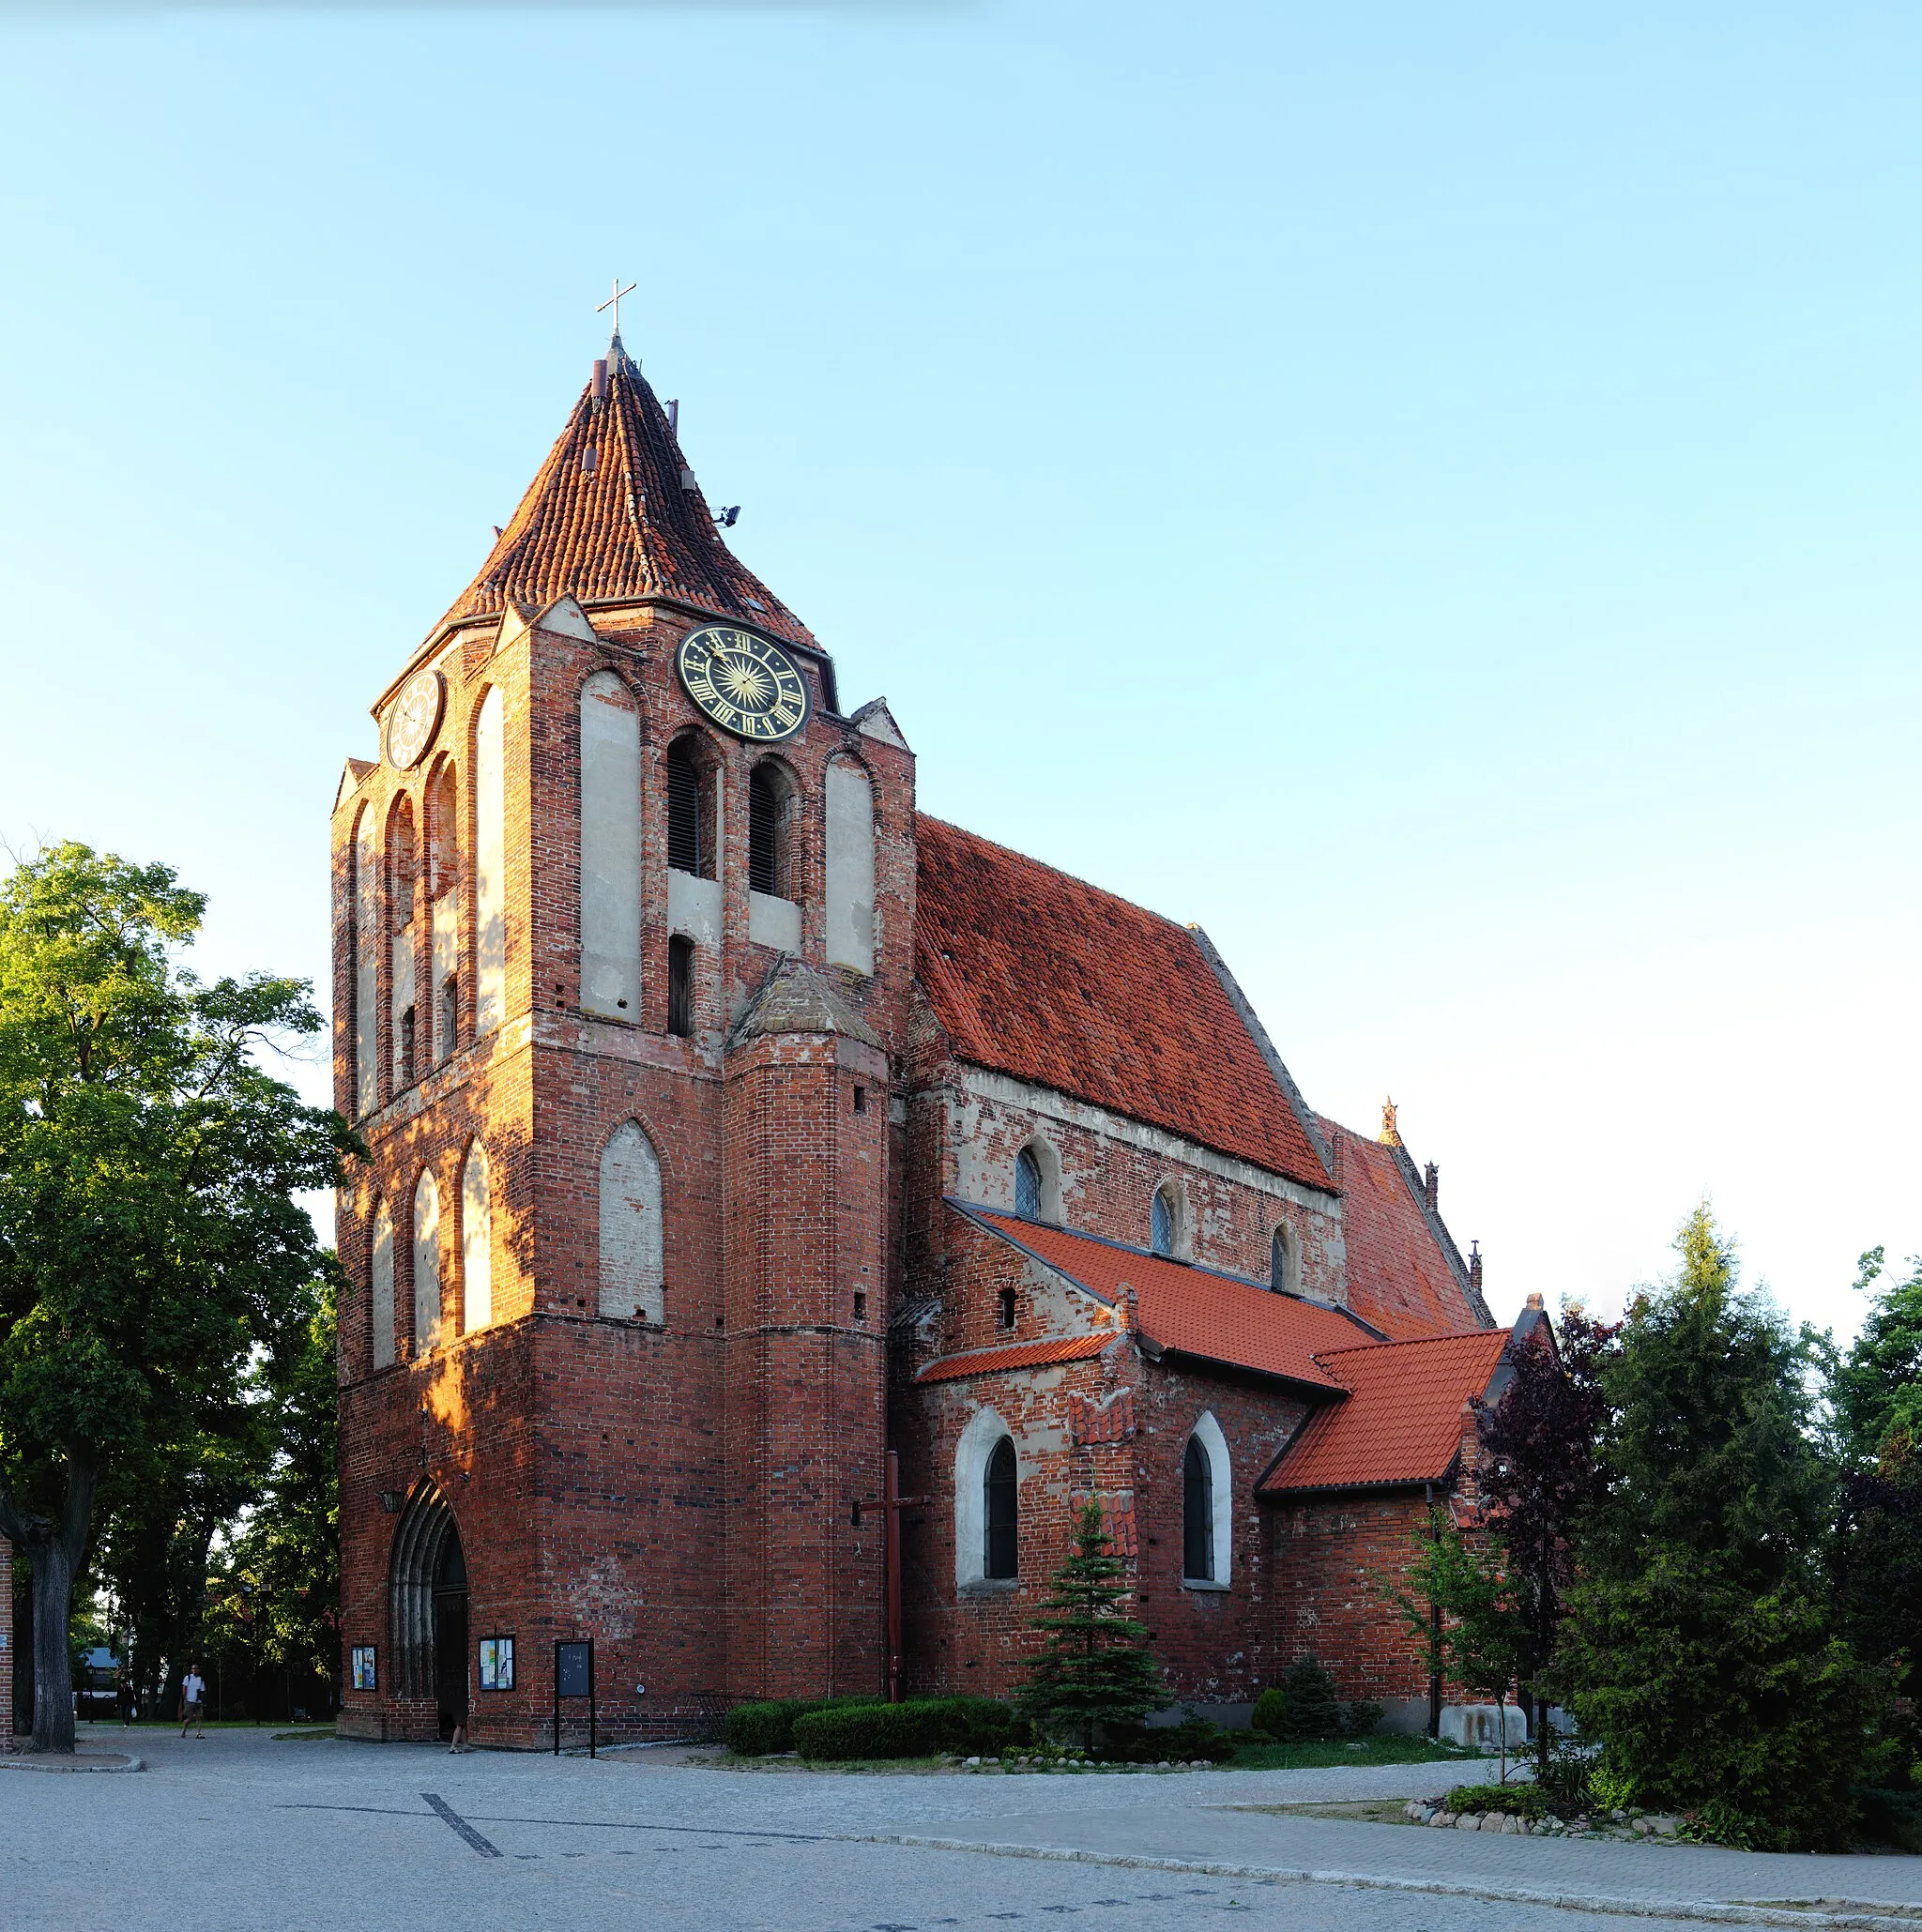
[675,625,810,743]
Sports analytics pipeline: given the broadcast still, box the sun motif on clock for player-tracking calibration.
[385,666,445,771]
[676,626,810,743]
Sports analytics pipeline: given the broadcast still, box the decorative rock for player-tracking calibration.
[1457,1814,1482,1831]
[965,1757,980,1767]
[1429,1811,1457,1828]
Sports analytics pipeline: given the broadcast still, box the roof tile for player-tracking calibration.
[435,338,812,648]
[915,1331,1114,1384]
[969,1209,1369,1391]
[916,820,1331,1190]
[1258,1329,1510,1495]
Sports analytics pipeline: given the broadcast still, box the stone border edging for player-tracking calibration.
[0,1751,145,1773]
[851,1832,1920,1932]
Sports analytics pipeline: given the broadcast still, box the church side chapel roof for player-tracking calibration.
[914,818,1335,1193]
[914,1330,1117,1386]
[1316,1115,1487,1340]
[435,337,813,648]
[1257,1328,1512,1496]
[959,1209,1374,1392]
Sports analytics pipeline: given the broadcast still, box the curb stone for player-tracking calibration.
[0,1752,145,1773]
[849,1832,1922,1931]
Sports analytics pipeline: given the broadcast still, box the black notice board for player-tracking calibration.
[557,1642,592,1699]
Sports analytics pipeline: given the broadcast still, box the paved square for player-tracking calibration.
[4,1728,1918,1932]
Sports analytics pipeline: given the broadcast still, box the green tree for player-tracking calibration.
[1015,1501,1163,1749]
[1391,1512,1529,1780]
[1833,1248,1922,1466]
[0,844,352,1753]
[225,1269,343,1708]
[1558,1204,1880,1848]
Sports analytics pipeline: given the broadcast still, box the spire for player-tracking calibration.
[435,343,811,648]
[1378,1096,1401,1147]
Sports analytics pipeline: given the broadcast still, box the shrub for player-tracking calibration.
[1250,1687,1288,1739]
[1274,1657,1343,1741]
[1854,1787,1922,1854]
[1443,1783,1550,1820]
[724,1695,883,1757]
[1341,1699,1384,1738]
[793,1696,1020,1762]
[1098,1717,1234,1764]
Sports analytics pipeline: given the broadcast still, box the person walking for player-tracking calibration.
[179,1663,208,1740]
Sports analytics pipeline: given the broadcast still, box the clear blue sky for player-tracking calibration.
[3,3,1917,1340]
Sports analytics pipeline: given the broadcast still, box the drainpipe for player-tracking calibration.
[1425,1481,1442,1741]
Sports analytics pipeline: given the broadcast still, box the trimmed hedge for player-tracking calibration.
[1443,1783,1550,1819]
[793,1696,1020,1762]
[724,1696,884,1757]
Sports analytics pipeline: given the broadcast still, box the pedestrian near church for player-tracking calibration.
[179,1663,207,1739]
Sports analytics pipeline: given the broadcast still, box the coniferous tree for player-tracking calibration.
[1015,1501,1163,1749]
[1559,1205,1880,1849]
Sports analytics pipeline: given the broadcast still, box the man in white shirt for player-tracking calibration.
[179,1663,207,1739]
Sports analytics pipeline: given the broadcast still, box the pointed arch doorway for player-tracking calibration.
[390,1485,469,1741]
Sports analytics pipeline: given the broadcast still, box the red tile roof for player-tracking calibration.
[915,1331,1115,1385]
[968,1210,1371,1392]
[435,338,813,648]
[915,819,1332,1191]
[1317,1115,1485,1340]
[1257,1329,1511,1495]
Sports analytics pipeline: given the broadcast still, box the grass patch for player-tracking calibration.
[1228,1734,1478,1771]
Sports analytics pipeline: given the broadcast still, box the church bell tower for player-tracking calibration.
[331,328,917,1743]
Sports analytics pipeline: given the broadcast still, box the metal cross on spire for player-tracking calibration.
[597,277,637,340]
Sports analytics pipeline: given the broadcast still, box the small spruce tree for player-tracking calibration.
[1016,1501,1163,1749]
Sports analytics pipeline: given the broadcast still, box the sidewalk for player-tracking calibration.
[872,1800,1922,1925]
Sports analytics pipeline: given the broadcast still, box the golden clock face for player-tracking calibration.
[385,667,445,771]
[676,626,810,743]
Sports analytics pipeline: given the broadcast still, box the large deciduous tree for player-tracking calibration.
[0,844,352,1752]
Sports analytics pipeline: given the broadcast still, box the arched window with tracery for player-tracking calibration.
[1151,1179,1188,1259]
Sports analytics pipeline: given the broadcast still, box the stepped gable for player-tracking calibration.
[914,818,1333,1192]
[1316,1114,1488,1338]
[1257,1328,1511,1496]
[436,336,813,648]
[959,1209,1373,1392]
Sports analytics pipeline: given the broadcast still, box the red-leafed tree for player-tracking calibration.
[1472,1307,1617,1776]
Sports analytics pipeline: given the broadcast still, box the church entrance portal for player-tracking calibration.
[390,1485,469,1740]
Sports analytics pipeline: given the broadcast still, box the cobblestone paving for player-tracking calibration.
[2,1727,1915,1932]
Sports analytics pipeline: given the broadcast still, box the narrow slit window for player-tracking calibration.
[398,1007,417,1088]
[440,975,458,1061]
[998,1285,1016,1331]
[984,1438,1018,1580]
[1151,1186,1175,1257]
[667,935,694,1038]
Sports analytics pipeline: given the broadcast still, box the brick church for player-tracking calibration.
[332,332,1533,1747]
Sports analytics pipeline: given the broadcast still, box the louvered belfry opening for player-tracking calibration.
[748,765,783,895]
[667,739,713,877]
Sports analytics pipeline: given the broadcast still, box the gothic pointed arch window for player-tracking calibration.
[472,687,507,1036]
[1182,1412,1232,1587]
[1151,1179,1189,1260]
[824,755,876,975]
[387,794,419,1091]
[424,759,461,1064]
[413,1167,442,1354]
[580,670,642,1020]
[351,808,377,1118]
[460,1140,492,1333]
[369,1197,395,1372]
[1271,1221,1301,1296]
[599,1120,664,1322]
[984,1438,1018,1581]
[1014,1148,1043,1220]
